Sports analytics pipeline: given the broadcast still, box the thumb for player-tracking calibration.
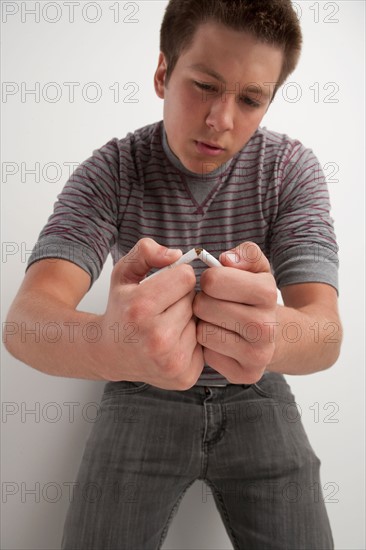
[111,238,182,285]
[219,241,270,273]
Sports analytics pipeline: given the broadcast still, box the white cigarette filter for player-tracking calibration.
[139,247,222,284]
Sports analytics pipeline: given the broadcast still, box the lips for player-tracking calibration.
[198,140,224,150]
[195,140,226,157]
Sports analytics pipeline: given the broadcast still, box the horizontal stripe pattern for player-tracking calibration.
[27,120,339,386]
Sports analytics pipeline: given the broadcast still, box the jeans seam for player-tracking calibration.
[157,479,197,550]
[203,478,241,550]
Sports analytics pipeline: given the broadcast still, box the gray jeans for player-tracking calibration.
[61,372,334,549]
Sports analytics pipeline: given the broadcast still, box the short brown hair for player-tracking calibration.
[160,0,302,98]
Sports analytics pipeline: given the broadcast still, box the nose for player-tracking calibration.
[205,94,235,133]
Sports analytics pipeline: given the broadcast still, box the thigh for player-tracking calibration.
[206,374,334,550]
[62,382,201,550]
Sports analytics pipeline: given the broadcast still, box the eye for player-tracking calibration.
[194,81,217,93]
[241,96,261,108]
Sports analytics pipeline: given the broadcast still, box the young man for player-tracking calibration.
[5,0,342,548]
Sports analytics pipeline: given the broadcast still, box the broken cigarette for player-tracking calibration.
[139,247,222,284]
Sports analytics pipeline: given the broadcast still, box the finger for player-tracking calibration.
[219,242,271,273]
[112,238,183,285]
[139,290,195,355]
[203,348,265,385]
[138,265,196,315]
[199,269,277,305]
[151,317,202,385]
[159,288,195,329]
[197,320,274,367]
[194,292,270,330]
[176,320,205,384]
[197,320,245,363]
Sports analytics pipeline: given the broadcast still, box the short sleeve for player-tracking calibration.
[26,138,121,287]
[269,141,339,294]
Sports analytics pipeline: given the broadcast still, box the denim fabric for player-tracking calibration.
[62,372,333,550]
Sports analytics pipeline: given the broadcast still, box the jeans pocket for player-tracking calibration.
[250,372,296,403]
[101,380,151,401]
[251,381,273,398]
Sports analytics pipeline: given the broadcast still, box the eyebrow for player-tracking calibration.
[189,63,226,83]
[188,63,271,100]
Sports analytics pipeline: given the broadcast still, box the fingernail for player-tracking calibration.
[225,253,240,264]
[165,248,182,257]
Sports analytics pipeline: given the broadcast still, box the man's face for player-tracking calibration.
[154,22,283,175]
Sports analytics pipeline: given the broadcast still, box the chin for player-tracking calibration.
[184,161,201,174]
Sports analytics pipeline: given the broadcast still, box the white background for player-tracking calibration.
[1,1,365,549]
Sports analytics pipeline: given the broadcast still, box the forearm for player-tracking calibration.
[267,303,343,375]
[3,290,105,380]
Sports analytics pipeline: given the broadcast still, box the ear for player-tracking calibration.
[154,52,168,99]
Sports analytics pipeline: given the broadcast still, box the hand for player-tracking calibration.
[97,238,204,390]
[193,242,278,384]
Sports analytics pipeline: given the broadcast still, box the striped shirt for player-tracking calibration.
[27,120,339,386]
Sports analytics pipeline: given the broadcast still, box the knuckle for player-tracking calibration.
[243,370,266,385]
[265,282,278,304]
[162,349,193,386]
[179,378,196,391]
[179,264,196,288]
[173,368,198,391]
[192,294,203,317]
[110,259,124,283]
[146,327,174,357]
[137,237,154,252]
[258,276,277,305]
[124,296,153,323]
[200,268,216,292]
[249,342,275,369]
[173,380,188,391]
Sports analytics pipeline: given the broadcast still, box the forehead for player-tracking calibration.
[177,22,283,85]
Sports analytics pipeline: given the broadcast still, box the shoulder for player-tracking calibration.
[242,127,322,176]
[89,120,163,165]
[247,126,310,157]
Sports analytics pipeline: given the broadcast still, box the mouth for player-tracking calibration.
[196,140,224,150]
[194,140,225,156]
